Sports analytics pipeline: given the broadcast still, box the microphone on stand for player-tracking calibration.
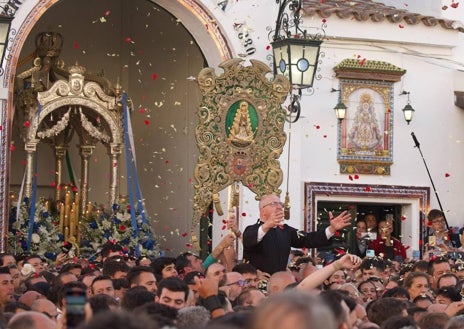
[411,132,420,148]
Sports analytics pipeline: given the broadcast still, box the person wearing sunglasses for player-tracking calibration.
[243,194,352,275]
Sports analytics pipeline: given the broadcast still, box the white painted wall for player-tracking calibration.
[203,0,464,255]
[2,0,464,255]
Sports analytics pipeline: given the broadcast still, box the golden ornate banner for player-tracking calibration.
[192,58,290,245]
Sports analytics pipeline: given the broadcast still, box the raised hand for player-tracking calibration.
[328,210,352,234]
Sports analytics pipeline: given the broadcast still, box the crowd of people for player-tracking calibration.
[0,194,463,329]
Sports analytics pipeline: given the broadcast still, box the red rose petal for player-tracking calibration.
[181,232,188,237]
[322,18,327,23]
[365,186,371,192]
[451,2,459,8]
[144,120,150,125]
[266,45,270,50]
[10,144,16,151]
[186,243,193,248]
[445,173,450,177]
[105,10,111,16]
[401,215,407,221]
[139,108,146,114]
[399,24,404,28]
[221,225,226,230]
[50,182,56,187]
[125,37,132,43]
[74,43,79,49]
[354,174,359,179]
[152,73,158,80]
[241,212,246,217]
[315,125,320,129]
[23,121,30,128]
[21,159,27,165]
[349,175,353,181]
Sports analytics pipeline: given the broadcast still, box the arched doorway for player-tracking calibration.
[1,0,233,253]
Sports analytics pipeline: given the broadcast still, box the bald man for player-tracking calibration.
[243,194,352,274]
[7,311,56,329]
[267,271,296,295]
[31,299,59,322]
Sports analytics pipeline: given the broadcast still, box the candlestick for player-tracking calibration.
[86,202,93,219]
[59,202,65,233]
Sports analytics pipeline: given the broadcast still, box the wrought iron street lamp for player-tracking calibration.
[271,0,324,122]
[401,91,415,125]
[0,12,13,72]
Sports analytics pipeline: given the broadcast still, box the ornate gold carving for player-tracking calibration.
[192,58,290,238]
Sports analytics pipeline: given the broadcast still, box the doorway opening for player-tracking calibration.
[305,182,430,259]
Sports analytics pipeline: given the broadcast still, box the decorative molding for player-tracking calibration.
[304,182,430,231]
[334,59,406,82]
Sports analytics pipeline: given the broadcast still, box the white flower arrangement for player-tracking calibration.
[8,197,63,259]
[80,202,160,258]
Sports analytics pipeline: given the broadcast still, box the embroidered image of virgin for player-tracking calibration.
[226,100,258,148]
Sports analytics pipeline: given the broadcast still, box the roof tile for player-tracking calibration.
[300,0,464,32]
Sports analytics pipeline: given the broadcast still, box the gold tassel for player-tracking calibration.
[284,191,290,220]
[213,193,223,216]
[190,232,201,252]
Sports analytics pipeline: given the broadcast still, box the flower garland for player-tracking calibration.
[8,197,64,260]
[8,198,161,260]
[80,202,160,258]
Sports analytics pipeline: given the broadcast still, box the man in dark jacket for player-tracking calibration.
[243,194,352,274]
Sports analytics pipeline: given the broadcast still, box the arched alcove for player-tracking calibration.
[1,0,233,252]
